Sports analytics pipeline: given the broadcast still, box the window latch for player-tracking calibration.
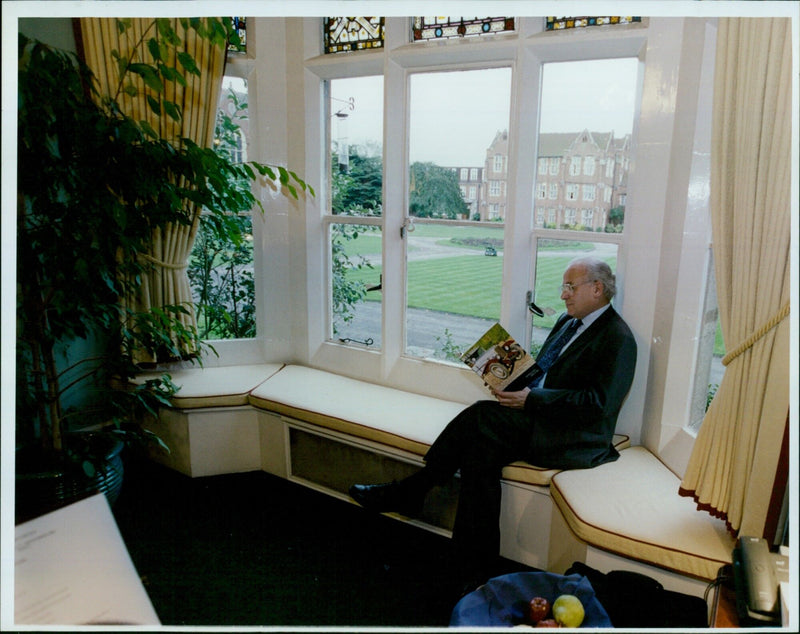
[526,290,544,317]
[401,217,415,238]
[339,337,374,347]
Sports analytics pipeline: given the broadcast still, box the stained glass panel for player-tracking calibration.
[324,17,385,54]
[228,17,246,52]
[545,16,642,31]
[413,16,515,41]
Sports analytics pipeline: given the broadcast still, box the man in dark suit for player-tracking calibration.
[350,256,637,588]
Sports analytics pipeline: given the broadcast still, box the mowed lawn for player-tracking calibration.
[340,225,614,329]
[406,255,504,320]
[403,252,614,328]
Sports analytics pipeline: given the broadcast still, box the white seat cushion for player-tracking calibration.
[249,365,465,455]
[550,446,735,580]
[136,363,285,408]
[502,433,630,485]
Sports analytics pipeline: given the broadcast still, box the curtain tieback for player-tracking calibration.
[139,253,188,270]
[722,300,790,366]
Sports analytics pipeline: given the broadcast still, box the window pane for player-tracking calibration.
[689,253,726,431]
[406,224,504,361]
[530,239,618,355]
[331,223,382,348]
[409,68,511,220]
[189,76,254,340]
[406,68,511,360]
[329,76,383,216]
[534,58,638,233]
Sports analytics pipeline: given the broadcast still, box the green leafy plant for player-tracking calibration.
[16,20,312,480]
[434,328,465,362]
[332,144,383,213]
[409,161,469,219]
[331,218,377,332]
[189,214,256,339]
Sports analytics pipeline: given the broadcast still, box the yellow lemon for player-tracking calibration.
[552,594,585,628]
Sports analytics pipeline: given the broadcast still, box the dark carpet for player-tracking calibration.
[111,457,535,628]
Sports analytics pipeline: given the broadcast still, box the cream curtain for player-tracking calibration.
[79,18,226,360]
[680,18,791,537]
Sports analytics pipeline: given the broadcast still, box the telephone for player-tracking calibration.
[732,536,788,626]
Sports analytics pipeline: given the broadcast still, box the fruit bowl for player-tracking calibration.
[450,571,612,628]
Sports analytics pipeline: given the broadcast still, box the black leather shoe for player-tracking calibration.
[348,481,423,517]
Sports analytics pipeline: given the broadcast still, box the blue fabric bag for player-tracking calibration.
[450,571,612,627]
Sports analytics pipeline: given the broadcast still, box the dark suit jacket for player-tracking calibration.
[524,305,637,469]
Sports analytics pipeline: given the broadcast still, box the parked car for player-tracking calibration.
[484,245,497,256]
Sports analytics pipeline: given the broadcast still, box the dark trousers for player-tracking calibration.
[422,400,535,573]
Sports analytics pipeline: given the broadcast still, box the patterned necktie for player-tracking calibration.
[529,318,582,388]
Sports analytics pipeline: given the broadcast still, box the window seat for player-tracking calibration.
[140,363,630,488]
[139,363,733,591]
[548,445,735,587]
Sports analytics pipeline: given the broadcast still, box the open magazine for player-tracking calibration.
[460,323,540,392]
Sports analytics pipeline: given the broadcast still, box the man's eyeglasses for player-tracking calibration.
[559,280,594,294]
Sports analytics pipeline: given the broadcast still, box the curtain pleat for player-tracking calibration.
[679,18,791,537]
[79,18,225,361]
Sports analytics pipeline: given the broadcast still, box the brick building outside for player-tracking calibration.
[451,129,631,229]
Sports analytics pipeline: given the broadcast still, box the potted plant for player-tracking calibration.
[15,19,311,522]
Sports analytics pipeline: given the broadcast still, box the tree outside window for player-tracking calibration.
[189,79,255,340]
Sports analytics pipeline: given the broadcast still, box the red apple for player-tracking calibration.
[535,618,559,627]
[529,597,550,624]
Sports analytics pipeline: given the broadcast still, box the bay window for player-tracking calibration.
[242,16,723,461]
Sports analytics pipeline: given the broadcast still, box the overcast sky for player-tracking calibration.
[331,57,638,166]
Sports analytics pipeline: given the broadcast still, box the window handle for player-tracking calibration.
[526,290,544,317]
[401,217,415,238]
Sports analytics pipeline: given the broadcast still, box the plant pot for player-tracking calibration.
[15,432,125,524]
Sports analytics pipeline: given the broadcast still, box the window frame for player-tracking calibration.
[566,183,579,201]
[493,154,505,173]
[536,182,547,199]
